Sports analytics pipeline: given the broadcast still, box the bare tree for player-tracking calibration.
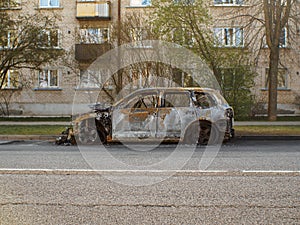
[0,10,64,89]
[0,89,17,116]
[263,0,296,120]
[215,0,299,120]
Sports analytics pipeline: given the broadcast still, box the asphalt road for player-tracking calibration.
[0,139,299,171]
[0,140,299,224]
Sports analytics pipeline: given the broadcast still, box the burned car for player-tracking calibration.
[73,88,234,145]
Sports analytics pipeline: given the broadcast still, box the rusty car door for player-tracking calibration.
[112,91,159,140]
[157,91,197,139]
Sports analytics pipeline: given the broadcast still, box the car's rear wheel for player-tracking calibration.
[183,122,201,145]
[199,122,211,145]
[183,121,221,145]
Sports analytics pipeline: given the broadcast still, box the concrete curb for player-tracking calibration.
[234,135,300,141]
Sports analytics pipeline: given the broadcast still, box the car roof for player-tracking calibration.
[129,87,218,93]
[113,87,224,106]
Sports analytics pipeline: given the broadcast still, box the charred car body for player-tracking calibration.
[73,88,234,145]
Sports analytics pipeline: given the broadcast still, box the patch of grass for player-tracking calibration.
[235,125,300,136]
[0,125,67,135]
[237,116,300,121]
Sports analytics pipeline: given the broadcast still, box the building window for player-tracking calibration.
[265,68,288,89]
[38,29,60,48]
[0,31,17,49]
[38,69,59,88]
[264,28,287,48]
[79,28,109,44]
[279,27,287,48]
[213,0,243,5]
[173,0,195,5]
[0,32,10,49]
[220,68,235,90]
[131,27,143,42]
[0,70,19,89]
[40,0,59,7]
[79,70,101,88]
[172,27,194,46]
[130,27,151,47]
[0,0,21,9]
[130,0,151,7]
[214,27,244,47]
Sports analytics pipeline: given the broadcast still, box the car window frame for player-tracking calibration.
[121,91,159,109]
[192,91,217,109]
[161,91,192,108]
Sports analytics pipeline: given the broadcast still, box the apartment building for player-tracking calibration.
[210,0,300,116]
[1,0,299,116]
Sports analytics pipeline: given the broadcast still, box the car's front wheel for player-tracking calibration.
[77,119,99,145]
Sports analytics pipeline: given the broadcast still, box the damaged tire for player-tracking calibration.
[183,121,221,145]
[77,119,99,145]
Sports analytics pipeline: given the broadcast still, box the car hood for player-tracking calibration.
[89,103,111,112]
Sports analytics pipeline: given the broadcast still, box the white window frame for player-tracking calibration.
[172,27,194,47]
[0,0,21,8]
[214,27,244,47]
[1,70,19,89]
[265,68,289,90]
[38,69,59,88]
[130,27,152,48]
[213,0,243,6]
[78,69,102,88]
[130,0,151,7]
[279,27,287,48]
[263,27,288,48]
[0,30,17,49]
[40,0,59,8]
[39,29,61,49]
[79,28,109,44]
[173,0,195,5]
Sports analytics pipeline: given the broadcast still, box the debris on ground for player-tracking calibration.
[55,127,76,146]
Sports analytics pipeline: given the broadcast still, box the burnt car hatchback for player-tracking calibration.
[73,88,234,145]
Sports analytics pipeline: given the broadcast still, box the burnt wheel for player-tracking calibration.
[183,122,201,145]
[183,122,221,145]
[199,123,211,145]
[199,123,221,145]
[77,119,99,145]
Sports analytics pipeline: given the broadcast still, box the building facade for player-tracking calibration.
[1,0,300,117]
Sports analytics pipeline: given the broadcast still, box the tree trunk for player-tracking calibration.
[268,47,280,121]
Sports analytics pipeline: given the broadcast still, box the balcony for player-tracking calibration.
[76,1,111,20]
[75,43,112,62]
